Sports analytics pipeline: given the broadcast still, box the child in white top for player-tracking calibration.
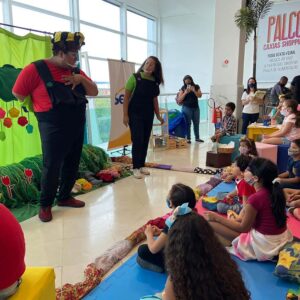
[262,99,300,145]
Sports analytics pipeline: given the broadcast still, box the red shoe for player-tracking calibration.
[57,197,85,208]
[39,206,52,222]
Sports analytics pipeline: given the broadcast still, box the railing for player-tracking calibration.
[85,92,213,147]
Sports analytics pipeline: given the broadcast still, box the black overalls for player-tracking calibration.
[34,60,87,207]
[128,73,160,169]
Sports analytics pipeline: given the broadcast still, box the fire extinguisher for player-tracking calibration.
[212,106,222,130]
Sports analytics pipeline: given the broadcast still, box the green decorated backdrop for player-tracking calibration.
[0,28,52,166]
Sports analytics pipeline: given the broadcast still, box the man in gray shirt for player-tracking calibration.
[270,76,289,106]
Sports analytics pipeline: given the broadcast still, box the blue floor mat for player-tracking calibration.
[207,181,236,196]
[83,253,298,300]
[83,254,167,300]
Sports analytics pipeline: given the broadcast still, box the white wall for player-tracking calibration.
[210,0,245,126]
[158,0,216,94]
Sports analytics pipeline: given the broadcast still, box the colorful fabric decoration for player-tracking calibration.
[286,287,300,300]
[1,175,14,199]
[75,178,93,191]
[18,116,28,126]
[3,117,12,128]
[274,241,300,284]
[0,131,5,141]
[26,124,34,134]
[0,108,5,119]
[0,64,22,101]
[202,196,219,211]
[8,107,20,118]
[24,168,33,184]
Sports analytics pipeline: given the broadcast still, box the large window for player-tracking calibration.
[127,10,155,41]
[127,37,156,64]
[12,6,70,35]
[0,1,3,23]
[13,0,70,15]
[79,0,120,31]
[1,0,158,147]
[80,24,121,59]
[126,10,156,64]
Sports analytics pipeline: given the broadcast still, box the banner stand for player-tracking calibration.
[107,59,135,151]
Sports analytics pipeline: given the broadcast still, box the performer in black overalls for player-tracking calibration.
[123,56,164,179]
[13,32,98,222]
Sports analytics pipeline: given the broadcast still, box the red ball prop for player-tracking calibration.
[17,116,28,126]
[3,118,12,128]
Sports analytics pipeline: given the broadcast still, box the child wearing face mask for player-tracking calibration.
[221,137,258,182]
[262,99,300,145]
[205,158,293,261]
[136,183,196,273]
[274,139,300,189]
[217,155,255,217]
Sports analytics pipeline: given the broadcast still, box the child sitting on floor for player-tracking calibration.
[222,137,258,182]
[205,157,293,261]
[136,183,196,273]
[217,155,255,216]
[211,102,237,143]
[262,99,300,145]
[274,139,300,189]
[160,211,250,300]
[284,189,300,220]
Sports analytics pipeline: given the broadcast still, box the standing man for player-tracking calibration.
[270,76,289,106]
[13,32,98,222]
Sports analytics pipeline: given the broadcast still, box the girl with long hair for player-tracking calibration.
[162,212,250,300]
[123,56,164,179]
[205,157,293,261]
[262,99,300,145]
[176,75,203,143]
[137,183,196,273]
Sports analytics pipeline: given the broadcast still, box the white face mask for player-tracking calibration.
[288,149,300,157]
[280,108,289,117]
[245,177,256,186]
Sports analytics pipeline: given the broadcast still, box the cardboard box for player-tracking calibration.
[206,151,232,168]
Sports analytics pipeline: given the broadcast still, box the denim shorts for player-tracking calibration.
[282,137,291,145]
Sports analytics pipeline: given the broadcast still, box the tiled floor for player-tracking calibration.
[20,140,213,289]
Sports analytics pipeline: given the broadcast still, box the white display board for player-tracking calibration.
[256,1,300,83]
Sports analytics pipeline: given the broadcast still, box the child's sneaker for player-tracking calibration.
[140,167,150,175]
[133,168,143,179]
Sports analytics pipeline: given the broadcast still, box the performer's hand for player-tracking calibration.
[123,115,129,127]
[62,74,82,89]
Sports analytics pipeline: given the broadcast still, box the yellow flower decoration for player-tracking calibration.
[9,107,20,118]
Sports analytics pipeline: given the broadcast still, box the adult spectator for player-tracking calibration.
[270,76,289,106]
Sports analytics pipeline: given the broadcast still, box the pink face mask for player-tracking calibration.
[239,146,249,155]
